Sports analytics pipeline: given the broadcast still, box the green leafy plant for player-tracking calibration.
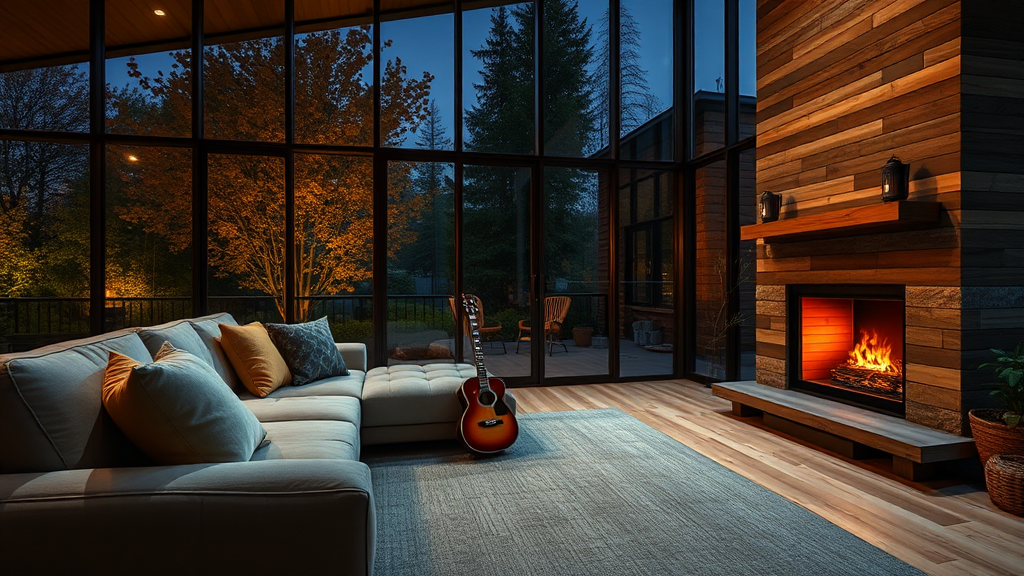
[980,342,1024,428]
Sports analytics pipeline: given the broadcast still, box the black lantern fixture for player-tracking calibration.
[881,155,909,202]
[759,190,781,223]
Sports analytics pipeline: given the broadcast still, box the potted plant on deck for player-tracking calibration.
[969,342,1024,466]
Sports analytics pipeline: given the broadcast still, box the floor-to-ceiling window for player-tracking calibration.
[1,0,753,386]
[686,0,756,383]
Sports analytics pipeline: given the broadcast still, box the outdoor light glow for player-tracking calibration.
[154,9,166,16]
[127,155,138,162]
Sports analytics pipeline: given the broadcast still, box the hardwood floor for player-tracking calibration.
[511,380,1024,576]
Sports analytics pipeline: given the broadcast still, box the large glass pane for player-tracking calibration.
[693,0,725,156]
[106,0,191,137]
[544,167,609,377]
[295,0,373,146]
[381,1,453,150]
[204,0,285,142]
[620,0,672,160]
[207,154,284,323]
[463,165,532,377]
[295,154,373,349]
[695,159,728,378]
[463,3,535,155]
[739,149,756,379]
[618,169,674,378]
[105,146,192,329]
[739,0,756,140]
[544,0,607,157]
[387,161,455,364]
[0,2,89,133]
[0,142,90,351]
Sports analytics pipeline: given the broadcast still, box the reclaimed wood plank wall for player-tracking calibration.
[754,0,1023,434]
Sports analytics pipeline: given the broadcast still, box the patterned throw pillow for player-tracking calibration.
[265,317,349,386]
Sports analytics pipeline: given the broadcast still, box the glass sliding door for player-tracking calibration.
[618,168,674,377]
[462,165,533,379]
[543,167,609,378]
[387,161,455,365]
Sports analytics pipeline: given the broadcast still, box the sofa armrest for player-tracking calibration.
[0,459,374,576]
[336,342,367,372]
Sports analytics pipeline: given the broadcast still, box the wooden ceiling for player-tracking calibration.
[1,0,510,70]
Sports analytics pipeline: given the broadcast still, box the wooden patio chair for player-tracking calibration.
[516,296,572,356]
[449,295,506,354]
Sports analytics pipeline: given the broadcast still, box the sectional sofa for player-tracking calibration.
[0,312,513,576]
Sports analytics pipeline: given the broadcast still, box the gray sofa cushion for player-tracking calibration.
[247,371,365,400]
[252,420,360,461]
[189,314,242,392]
[138,320,215,368]
[361,363,477,427]
[102,343,267,465]
[243,395,361,427]
[0,332,153,473]
[265,317,349,386]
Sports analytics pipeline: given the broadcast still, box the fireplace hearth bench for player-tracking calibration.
[712,381,976,482]
[0,313,515,576]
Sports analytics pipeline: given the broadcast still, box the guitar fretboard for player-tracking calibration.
[463,296,491,392]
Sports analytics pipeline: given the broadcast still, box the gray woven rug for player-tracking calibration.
[364,409,923,576]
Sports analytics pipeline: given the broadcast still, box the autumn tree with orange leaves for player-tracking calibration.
[107,28,431,320]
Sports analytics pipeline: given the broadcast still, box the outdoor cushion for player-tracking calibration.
[266,317,348,386]
[251,420,359,461]
[138,320,214,368]
[0,331,153,473]
[102,343,267,465]
[219,322,292,397]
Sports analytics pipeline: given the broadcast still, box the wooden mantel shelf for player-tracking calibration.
[740,201,941,243]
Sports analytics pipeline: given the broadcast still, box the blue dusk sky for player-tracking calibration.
[106,1,755,144]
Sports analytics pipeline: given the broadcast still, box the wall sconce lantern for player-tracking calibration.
[881,155,909,202]
[760,190,781,223]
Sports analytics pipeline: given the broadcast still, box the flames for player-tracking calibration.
[847,330,902,374]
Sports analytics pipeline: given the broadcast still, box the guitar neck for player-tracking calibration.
[463,299,491,391]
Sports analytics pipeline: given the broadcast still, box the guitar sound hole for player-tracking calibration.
[478,390,496,405]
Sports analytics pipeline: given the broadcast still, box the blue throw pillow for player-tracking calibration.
[265,317,348,386]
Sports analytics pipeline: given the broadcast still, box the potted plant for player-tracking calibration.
[970,342,1024,466]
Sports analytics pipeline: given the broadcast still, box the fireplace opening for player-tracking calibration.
[790,286,905,416]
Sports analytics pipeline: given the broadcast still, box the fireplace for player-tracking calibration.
[789,285,905,416]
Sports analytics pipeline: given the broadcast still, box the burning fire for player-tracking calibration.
[847,330,902,374]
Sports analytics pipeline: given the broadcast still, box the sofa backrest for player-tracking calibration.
[0,313,238,474]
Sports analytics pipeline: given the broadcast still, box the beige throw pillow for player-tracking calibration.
[218,322,293,397]
[101,343,267,465]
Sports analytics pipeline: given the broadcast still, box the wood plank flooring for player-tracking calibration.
[511,380,1024,576]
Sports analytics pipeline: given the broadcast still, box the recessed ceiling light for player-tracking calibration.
[127,155,139,162]
[154,9,166,16]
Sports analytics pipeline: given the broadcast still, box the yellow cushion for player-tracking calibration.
[219,322,293,397]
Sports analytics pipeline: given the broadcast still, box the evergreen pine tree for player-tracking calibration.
[590,3,662,150]
[402,101,454,292]
[463,2,598,310]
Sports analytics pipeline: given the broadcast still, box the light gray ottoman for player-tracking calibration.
[360,363,517,446]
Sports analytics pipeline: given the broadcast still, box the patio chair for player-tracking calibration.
[516,296,572,356]
[449,295,507,354]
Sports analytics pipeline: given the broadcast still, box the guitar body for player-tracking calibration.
[457,376,519,454]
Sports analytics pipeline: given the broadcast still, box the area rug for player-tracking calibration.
[364,409,924,576]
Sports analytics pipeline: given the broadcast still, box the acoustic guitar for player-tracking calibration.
[456,293,519,454]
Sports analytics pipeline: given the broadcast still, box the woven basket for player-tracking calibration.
[985,455,1024,517]
[969,409,1024,467]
